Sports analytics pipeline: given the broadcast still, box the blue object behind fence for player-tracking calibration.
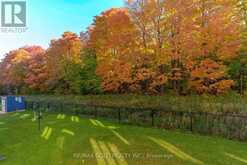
[1,96,25,113]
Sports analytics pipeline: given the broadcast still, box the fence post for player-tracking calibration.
[60,102,63,113]
[80,104,83,115]
[151,110,154,126]
[190,112,193,132]
[95,106,98,119]
[118,108,121,123]
[179,112,182,129]
[47,102,50,112]
[32,102,34,110]
[37,102,40,110]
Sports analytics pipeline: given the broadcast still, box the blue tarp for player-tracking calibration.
[1,96,25,113]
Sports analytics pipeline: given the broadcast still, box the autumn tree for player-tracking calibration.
[185,0,241,94]
[24,46,47,93]
[161,0,195,94]
[126,0,170,94]
[0,49,30,94]
[0,1,244,96]
[89,8,137,93]
[45,32,83,94]
[189,59,234,94]
[90,8,137,61]
[229,0,247,95]
[0,46,45,94]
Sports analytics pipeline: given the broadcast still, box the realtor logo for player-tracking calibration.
[1,1,26,27]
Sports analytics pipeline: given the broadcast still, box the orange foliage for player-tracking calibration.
[25,46,47,91]
[96,60,132,93]
[0,0,243,95]
[0,46,45,93]
[89,8,137,62]
[189,59,234,94]
[130,68,168,94]
[45,32,83,87]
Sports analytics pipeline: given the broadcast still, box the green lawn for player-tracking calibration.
[0,111,247,165]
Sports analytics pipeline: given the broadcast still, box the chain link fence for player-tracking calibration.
[25,100,247,141]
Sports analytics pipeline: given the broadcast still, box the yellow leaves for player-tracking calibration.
[97,59,168,94]
[11,49,30,64]
[0,0,242,95]
[93,0,240,95]
[135,68,154,81]
[189,59,233,94]
[45,32,83,86]
[0,46,47,92]
[169,68,183,81]
[150,75,168,89]
[24,47,47,91]
[97,60,133,93]
[47,32,82,63]
[210,80,234,94]
[131,68,168,94]
[90,8,137,63]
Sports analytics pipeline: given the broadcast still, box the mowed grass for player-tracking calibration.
[0,112,247,165]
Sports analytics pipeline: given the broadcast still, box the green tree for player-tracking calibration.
[80,49,102,94]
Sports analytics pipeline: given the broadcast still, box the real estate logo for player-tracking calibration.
[0,1,27,33]
[1,1,26,27]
